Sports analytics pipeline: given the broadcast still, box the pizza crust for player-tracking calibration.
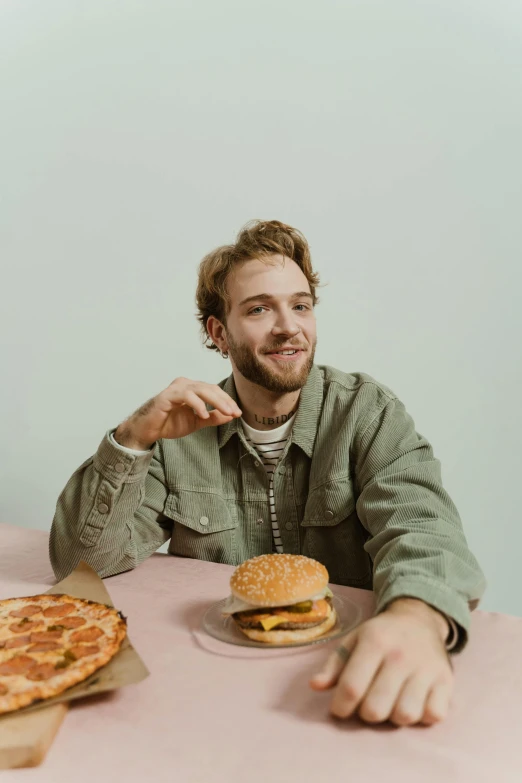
[0,594,127,715]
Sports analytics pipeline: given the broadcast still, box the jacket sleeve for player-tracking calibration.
[353,397,487,653]
[49,432,172,581]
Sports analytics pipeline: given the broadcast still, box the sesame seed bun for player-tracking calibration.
[238,605,337,644]
[230,553,329,608]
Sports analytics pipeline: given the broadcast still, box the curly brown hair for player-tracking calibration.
[195,219,322,352]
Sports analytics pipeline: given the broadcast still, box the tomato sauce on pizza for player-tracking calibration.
[0,594,127,715]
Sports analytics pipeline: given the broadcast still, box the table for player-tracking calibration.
[1,522,521,782]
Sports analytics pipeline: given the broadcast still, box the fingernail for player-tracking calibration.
[312,673,328,682]
[310,673,330,689]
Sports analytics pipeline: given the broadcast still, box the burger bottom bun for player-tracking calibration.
[235,606,338,645]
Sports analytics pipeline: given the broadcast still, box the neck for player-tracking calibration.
[232,372,301,431]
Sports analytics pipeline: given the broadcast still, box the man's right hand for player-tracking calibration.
[114,377,242,450]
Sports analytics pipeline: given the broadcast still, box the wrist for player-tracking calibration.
[114,425,152,452]
[386,598,450,643]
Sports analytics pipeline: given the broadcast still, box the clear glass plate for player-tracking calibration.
[201,593,362,649]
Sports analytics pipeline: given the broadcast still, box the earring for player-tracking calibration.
[221,350,229,359]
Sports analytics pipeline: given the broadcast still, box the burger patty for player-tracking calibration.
[233,598,332,631]
[234,617,328,631]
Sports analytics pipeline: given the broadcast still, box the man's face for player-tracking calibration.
[223,256,317,393]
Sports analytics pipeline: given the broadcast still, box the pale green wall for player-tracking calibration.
[1,0,520,614]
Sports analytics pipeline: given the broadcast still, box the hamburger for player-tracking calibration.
[221,553,336,644]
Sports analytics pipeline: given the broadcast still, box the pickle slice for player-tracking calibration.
[286,600,313,613]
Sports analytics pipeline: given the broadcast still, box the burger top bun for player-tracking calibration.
[230,553,329,608]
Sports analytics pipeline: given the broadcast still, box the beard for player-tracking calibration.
[226,332,316,393]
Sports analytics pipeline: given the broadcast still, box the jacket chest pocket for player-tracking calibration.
[300,479,372,587]
[164,491,238,565]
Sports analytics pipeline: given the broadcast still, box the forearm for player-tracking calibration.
[365,512,484,651]
[49,432,170,581]
[355,398,486,653]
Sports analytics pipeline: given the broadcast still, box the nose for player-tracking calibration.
[271,309,301,338]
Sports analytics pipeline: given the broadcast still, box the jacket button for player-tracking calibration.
[279,465,286,474]
[98,503,109,514]
[324,510,334,520]
[256,518,264,525]
[199,516,209,526]
[114,463,125,473]
[285,522,293,531]
[254,461,260,467]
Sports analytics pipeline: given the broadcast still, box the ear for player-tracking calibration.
[206,315,228,352]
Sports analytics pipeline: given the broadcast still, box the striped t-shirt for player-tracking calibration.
[241,414,296,554]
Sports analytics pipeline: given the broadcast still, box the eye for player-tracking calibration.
[248,306,266,315]
[294,304,309,311]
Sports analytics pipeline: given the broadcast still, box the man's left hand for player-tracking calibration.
[310,598,454,726]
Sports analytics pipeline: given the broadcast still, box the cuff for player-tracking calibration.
[444,616,460,652]
[92,430,155,485]
[108,430,154,456]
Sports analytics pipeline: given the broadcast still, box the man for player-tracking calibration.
[50,219,486,727]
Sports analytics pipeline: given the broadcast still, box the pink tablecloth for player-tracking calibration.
[1,522,521,783]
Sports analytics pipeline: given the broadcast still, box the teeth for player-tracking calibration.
[275,350,297,355]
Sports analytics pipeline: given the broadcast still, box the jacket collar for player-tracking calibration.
[218,364,323,458]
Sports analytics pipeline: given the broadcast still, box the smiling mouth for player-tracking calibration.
[265,348,304,360]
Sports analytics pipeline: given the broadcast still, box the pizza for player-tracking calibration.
[0,593,127,715]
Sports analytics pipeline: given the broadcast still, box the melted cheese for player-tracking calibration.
[260,616,289,631]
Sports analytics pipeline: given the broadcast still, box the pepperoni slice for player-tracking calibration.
[28,641,61,653]
[9,620,41,634]
[5,635,31,649]
[0,655,37,675]
[8,604,42,619]
[69,644,100,659]
[0,683,8,696]
[25,663,59,681]
[30,630,63,643]
[58,616,86,629]
[70,627,104,643]
[42,603,75,618]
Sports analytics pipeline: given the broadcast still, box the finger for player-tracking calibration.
[358,657,412,725]
[183,391,210,420]
[195,409,236,430]
[309,632,358,691]
[191,384,242,417]
[420,680,453,726]
[387,673,434,727]
[166,381,241,418]
[329,642,384,719]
